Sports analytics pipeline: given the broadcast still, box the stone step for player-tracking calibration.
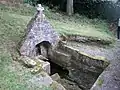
[51,73,60,81]
[31,59,51,75]
[29,71,66,90]
[19,56,50,74]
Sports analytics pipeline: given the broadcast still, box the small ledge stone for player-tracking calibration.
[19,56,37,68]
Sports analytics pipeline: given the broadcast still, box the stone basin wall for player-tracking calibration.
[50,42,110,89]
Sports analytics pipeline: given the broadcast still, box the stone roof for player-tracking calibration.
[20,4,60,57]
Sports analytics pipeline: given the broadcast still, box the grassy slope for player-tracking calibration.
[0,5,35,90]
[0,5,53,90]
[45,8,115,42]
[0,4,115,90]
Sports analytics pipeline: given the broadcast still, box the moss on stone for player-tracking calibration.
[79,51,110,68]
[35,60,42,66]
[64,45,110,64]
[31,64,43,74]
[50,81,58,90]
[50,81,66,90]
[40,71,48,77]
[79,51,107,61]
[97,78,104,86]
[103,61,110,67]
[40,85,53,90]
[30,58,44,74]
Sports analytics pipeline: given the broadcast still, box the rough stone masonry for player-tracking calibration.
[19,4,66,90]
[20,4,60,57]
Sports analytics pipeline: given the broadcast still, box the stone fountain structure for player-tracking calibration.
[20,4,60,57]
[19,4,65,90]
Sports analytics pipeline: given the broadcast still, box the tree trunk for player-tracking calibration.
[66,0,73,15]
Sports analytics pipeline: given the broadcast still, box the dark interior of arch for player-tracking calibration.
[36,41,52,57]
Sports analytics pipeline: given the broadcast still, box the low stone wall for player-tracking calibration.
[50,42,110,89]
[90,61,120,90]
[61,34,114,45]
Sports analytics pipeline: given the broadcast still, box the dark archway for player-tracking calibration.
[36,41,52,58]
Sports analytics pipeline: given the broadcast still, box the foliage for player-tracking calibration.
[24,0,40,6]
[0,4,35,16]
[45,8,115,42]
[23,0,120,20]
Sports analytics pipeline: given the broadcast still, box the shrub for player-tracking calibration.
[24,0,39,6]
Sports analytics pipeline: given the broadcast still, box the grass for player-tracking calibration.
[0,49,34,90]
[0,4,115,90]
[0,5,34,90]
[0,4,115,41]
[44,8,115,42]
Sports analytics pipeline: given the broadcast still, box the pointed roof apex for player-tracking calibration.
[37,4,44,11]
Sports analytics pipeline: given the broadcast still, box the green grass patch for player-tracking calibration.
[0,4,114,42]
[0,4,35,16]
[44,8,114,39]
[48,13,114,42]
[0,5,39,90]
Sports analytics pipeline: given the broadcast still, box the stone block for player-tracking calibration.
[42,61,51,75]
[35,59,51,74]
[50,81,66,90]
[51,50,71,68]
[29,71,53,87]
[52,44,110,90]
[19,56,37,68]
[31,65,42,74]
[51,73,60,81]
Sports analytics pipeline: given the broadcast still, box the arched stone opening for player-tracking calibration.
[36,41,52,58]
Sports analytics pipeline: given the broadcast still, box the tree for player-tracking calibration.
[66,0,73,15]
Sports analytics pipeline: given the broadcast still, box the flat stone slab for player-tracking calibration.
[28,71,66,90]
[51,49,71,68]
[60,44,110,69]
[29,71,53,87]
[19,56,50,74]
[51,41,110,89]
[91,61,120,90]
[19,56,37,68]
[35,58,50,74]
[51,73,60,81]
